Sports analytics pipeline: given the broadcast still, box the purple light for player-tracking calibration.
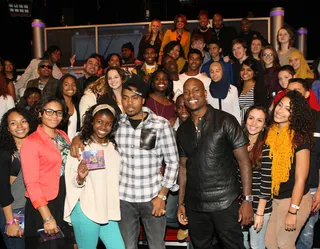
[270,10,284,17]
[298,29,308,35]
[32,22,45,28]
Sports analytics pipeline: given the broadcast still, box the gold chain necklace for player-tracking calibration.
[91,136,109,147]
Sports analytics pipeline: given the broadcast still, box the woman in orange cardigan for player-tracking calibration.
[21,97,74,249]
[159,14,191,65]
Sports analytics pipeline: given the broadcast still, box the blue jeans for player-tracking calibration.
[118,200,166,249]
[296,189,319,249]
[249,213,270,249]
[0,207,25,249]
[70,202,125,249]
[166,191,179,228]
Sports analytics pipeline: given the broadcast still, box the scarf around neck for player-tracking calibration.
[265,123,295,196]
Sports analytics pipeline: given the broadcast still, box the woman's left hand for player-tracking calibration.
[253,215,264,232]
[285,212,297,231]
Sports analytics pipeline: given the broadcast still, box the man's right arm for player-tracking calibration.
[178,156,187,205]
[15,59,38,92]
[70,135,84,160]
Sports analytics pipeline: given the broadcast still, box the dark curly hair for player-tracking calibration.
[4,59,18,81]
[0,107,38,154]
[243,105,269,168]
[56,73,80,104]
[163,41,185,60]
[35,96,69,125]
[272,90,314,147]
[43,45,62,59]
[105,53,123,67]
[80,104,119,150]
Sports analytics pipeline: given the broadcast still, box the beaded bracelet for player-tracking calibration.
[6,220,16,226]
[177,203,185,207]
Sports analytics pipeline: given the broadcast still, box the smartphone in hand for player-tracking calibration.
[37,226,65,242]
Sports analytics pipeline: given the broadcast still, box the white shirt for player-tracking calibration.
[206,85,241,124]
[0,95,15,122]
[67,108,78,141]
[173,73,211,101]
[64,142,121,224]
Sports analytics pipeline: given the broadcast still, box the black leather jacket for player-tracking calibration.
[177,105,249,212]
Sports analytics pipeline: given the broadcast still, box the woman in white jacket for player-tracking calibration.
[206,61,241,124]
[64,103,125,249]
[0,73,15,122]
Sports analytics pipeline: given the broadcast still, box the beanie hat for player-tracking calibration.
[122,42,134,52]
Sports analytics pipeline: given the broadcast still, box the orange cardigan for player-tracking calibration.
[21,125,70,209]
[160,29,191,58]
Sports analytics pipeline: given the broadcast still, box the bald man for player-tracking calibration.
[176,78,253,249]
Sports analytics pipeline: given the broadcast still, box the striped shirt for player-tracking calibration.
[116,107,179,203]
[239,87,254,124]
[238,144,272,213]
[259,145,272,213]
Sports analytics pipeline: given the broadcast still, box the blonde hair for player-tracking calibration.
[87,76,108,96]
[146,19,164,41]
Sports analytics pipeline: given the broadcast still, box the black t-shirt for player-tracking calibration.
[0,150,15,207]
[128,113,149,129]
[274,143,311,199]
[10,156,20,177]
[308,110,320,188]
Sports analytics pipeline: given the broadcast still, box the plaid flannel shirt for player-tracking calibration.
[116,107,179,203]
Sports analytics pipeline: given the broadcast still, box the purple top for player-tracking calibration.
[264,66,281,105]
[145,97,176,122]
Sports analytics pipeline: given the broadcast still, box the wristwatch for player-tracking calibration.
[157,194,167,201]
[242,195,253,203]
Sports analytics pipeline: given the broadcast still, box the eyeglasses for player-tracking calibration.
[39,65,53,69]
[262,53,274,57]
[43,108,64,117]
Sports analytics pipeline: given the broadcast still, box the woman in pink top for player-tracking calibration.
[20,97,74,249]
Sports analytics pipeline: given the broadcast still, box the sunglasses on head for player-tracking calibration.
[40,64,53,69]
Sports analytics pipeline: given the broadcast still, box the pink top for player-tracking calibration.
[21,125,70,209]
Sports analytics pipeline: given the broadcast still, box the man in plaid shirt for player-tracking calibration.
[116,74,179,249]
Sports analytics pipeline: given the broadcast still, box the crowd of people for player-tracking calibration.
[0,9,320,249]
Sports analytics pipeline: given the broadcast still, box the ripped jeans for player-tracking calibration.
[296,188,319,249]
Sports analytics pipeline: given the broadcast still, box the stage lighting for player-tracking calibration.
[7,0,32,17]
[179,0,195,5]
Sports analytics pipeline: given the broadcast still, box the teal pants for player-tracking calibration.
[70,202,125,249]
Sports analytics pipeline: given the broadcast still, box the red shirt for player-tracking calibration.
[273,89,320,111]
[21,126,70,209]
